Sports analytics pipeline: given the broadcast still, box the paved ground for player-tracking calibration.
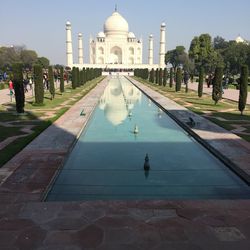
[0,77,250,249]
[188,82,250,104]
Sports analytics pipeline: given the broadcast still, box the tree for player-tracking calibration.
[60,66,64,93]
[238,65,249,115]
[48,66,55,99]
[20,50,38,68]
[189,34,222,73]
[149,68,154,83]
[212,67,223,104]
[155,68,159,84]
[165,46,189,70]
[159,68,163,85]
[169,68,173,88]
[36,57,50,68]
[198,67,204,97]
[12,63,25,113]
[34,64,44,105]
[72,67,77,89]
[213,36,229,50]
[175,67,182,92]
[163,68,167,86]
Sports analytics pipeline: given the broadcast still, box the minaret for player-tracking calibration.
[148,34,153,65]
[66,21,73,67]
[159,22,166,68]
[78,33,83,64]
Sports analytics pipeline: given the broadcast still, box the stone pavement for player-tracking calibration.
[0,76,250,249]
[188,82,250,104]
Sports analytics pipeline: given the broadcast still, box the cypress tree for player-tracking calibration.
[163,68,167,86]
[175,67,182,92]
[212,67,223,104]
[60,66,64,93]
[149,69,154,83]
[72,67,77,89]
[82,68,86,85]
[170,68,173,88]
[76,67,80,87]
[198,67,204,97]
[238,65,249,115]
[34,64,44,105]
[48,66,55,99]
[159,68,163,85]
[155,68,159,84]
[12,63,25,113]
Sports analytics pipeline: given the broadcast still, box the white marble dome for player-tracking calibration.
[104,11,129,37]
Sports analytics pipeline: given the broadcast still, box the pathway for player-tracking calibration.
[188,81,250,104]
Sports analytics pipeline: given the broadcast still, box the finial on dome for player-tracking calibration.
[115,4,117,12]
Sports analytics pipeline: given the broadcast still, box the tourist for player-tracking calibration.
[9,79,14,96]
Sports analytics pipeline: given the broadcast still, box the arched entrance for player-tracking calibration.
[110,46,122,64]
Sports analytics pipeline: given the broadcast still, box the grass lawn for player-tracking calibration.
[134,77,250,142]
[0,76,104,168]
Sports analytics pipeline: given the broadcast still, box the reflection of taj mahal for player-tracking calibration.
[66,9,166,70]
[99,77,141,126]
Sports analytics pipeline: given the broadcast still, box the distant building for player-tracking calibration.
[235,35,249,44]
[66,9,166,70]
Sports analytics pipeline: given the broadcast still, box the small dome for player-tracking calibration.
[97,31,105,38]
[235,35,244,43]
[128,32,135,38]
[161,22,166,27]
[149,34,153,38]
[104,11,129,37]
[66,21,71,26]
[78,33,82,37]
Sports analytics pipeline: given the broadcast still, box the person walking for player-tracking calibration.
[9,79,14,96]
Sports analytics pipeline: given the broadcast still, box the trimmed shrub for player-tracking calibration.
[149,68,154,83]
[33,64,44,105]
[60,66,64,93]
[238,65,249,115]
[155,68,159,84]
[198,67,204,97]
[72,67,77,89]
[212,67,223,104]
[48,66,55,99]
[175,67,182,92]
[163,68,167,86]
[159,68,163,85]
[170,68,173,88]
[12,63,25,113]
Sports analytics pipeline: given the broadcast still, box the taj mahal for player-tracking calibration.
[66,9,166,70]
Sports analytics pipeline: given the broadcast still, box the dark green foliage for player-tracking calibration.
[198,67,204,97]
[12,63,25,113]
[48,66,55,99]
[82,68,86,85]
[212,67,223,104]
[76,67,80,87]
[33,64,44,105]
[72,67,77,89]
[60,67,64,93]
[155,69,159,84]
[238,65,249,115]
[163,68,167,86]
[149,69,154,83]
[170,68,173,88]
[175,67,182,92]
[159,68,163,85]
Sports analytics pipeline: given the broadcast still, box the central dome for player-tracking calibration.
[104,11,129,37]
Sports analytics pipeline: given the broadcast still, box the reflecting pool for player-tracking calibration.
[47,76,250,201]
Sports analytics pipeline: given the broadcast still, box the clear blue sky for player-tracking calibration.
[1,0,250,65]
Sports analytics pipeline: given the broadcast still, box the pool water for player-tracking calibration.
[46,76,250,201]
